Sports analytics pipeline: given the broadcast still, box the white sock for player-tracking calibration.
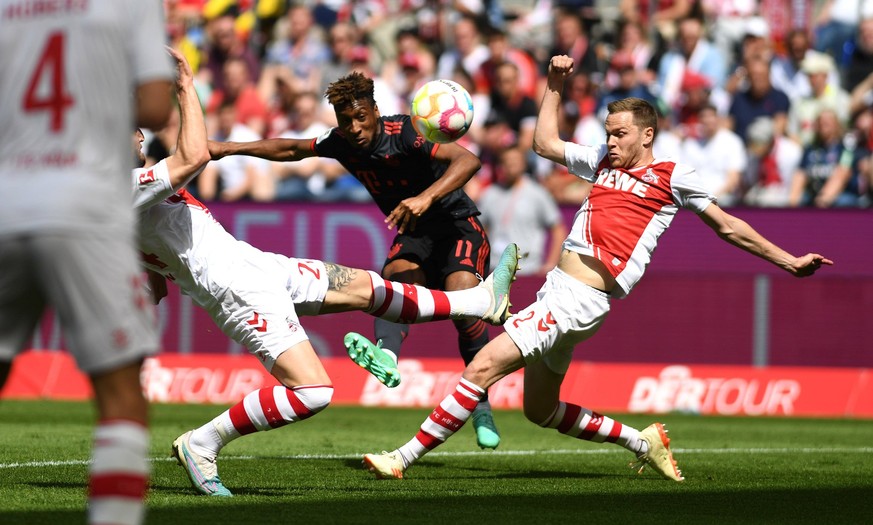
[189,420,224,460]
[88,420,149,525]
[447,287,492,317]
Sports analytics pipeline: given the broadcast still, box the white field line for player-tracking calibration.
[1,447,871,470]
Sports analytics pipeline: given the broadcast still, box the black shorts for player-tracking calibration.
[383,215,491,288]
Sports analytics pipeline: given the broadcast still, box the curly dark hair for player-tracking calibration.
[324,72,376,110]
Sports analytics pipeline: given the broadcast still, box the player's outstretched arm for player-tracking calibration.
[698,203,833,277]
[533,55,574,166]
[164,47,210,190]
[208,137,317,163]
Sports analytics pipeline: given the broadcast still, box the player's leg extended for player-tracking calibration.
[336,244,520,388]
[172,342,334,496]
[515,274,683,482]
[525,360,683,481]
[374,258,423,360]
[363,332,525,478]
[320,244,519,323]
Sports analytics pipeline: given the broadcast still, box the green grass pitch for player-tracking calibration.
[1,400,871,524]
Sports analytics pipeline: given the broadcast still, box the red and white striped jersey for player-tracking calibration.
[0,0,172,235]
[563,143,715,298]
[133,161,293,311]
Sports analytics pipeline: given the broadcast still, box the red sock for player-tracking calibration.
[189,385,334,459]
[542,402,644,454]
[366,271,489,323]
[396,378,485,465]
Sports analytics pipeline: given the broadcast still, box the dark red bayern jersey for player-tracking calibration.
[313,114,479,221]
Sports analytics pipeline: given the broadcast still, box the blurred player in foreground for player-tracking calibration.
[0,2,173,524]
[361,55,833,482]
[208,71,505,450]
[133,50,518,497]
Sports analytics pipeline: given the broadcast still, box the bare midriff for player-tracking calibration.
[557,249,617,294]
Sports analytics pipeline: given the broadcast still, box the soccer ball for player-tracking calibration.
[410,79,474,144]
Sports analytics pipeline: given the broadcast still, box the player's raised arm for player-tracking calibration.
[164,47,210,190]
[698,203,833,277]
[208,136,318,163]
[533,55,575,166]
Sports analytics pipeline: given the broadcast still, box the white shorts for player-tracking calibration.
[503,267,610,375]
[208,257,329,372]
[0,231,159,374]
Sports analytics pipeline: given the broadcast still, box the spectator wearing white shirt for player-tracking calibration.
[681,104,747,206]
[435,14,489,81]
[272,92,369,202]
[656,16,728,110]
[198,102,272,201]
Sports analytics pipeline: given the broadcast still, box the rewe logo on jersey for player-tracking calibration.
[594,168,650,198]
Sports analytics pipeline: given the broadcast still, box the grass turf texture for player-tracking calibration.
[1,400,871,524]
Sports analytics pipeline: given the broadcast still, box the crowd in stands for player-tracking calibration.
[151,0,873,209]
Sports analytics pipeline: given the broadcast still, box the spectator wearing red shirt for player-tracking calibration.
[675,71,713,139]
[207,56,269,137]
[475,26,539,99]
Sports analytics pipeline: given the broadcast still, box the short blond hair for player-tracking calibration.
[607,98,658,137]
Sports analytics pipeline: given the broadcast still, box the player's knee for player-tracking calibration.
[292,385,334,416]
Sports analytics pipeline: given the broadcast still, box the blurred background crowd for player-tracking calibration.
[151,0,873,211]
